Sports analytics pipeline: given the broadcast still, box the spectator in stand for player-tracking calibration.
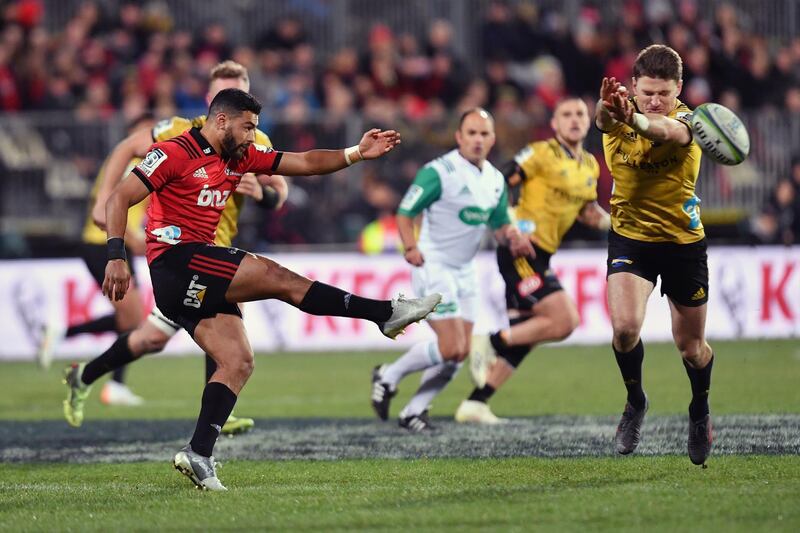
[2,0,799,248]
[257,16,307,57]
[751,179,796,245]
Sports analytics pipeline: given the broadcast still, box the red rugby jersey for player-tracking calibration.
[132,127,281,263]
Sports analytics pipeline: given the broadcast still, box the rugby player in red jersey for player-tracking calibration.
[65,88,440,491]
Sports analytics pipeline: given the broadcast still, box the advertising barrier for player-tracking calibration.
[1,246,797,360]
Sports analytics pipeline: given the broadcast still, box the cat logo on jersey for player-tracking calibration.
[183,275,207,308]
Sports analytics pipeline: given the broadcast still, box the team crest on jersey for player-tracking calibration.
[183,275,207,309]
[224,168,243,177]
[517,274,542,297]
[138,148,168,177]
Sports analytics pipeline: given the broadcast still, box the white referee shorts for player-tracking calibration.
[411,260,478,323]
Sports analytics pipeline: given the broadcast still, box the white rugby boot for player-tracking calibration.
[454,400,508,425]
[173,445,227,491]
[100,381,144,406]
[379,293,442,339]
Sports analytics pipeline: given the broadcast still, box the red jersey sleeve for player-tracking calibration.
[131,143,182,192]
[241,143,283,175]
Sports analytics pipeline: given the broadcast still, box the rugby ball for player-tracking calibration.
[690,103,750,165]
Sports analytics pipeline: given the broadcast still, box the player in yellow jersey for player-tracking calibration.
[454,97,610,424]
[38,114,155,406]
[595,44,713,466]
[62,61,287,434]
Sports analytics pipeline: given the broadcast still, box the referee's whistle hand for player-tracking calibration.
[103,260,131,301]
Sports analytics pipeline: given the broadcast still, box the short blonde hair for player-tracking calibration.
[209,60,249,84]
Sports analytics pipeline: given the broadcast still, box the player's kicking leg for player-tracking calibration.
[224,254,441,340]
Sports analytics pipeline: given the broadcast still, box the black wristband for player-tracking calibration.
[257,186,281,209]
[107,237,127,262]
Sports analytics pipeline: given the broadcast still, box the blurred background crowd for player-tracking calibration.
[0,0,799,257]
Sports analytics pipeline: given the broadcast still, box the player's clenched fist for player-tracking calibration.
[103,259,131,301]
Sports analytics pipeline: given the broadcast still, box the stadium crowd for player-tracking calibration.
[1,0,799,248]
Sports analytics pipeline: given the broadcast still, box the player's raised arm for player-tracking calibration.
[271,128,401,177]
[92,126,154,229]
[596,77,624,132]
[602,83,692,146]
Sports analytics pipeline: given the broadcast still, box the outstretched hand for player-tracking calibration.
[358,129,402,160]
[600,77,634,126]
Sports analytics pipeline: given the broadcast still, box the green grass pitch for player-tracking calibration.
[0,339,798,531]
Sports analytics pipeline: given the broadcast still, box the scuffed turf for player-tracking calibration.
[1,414,798,463]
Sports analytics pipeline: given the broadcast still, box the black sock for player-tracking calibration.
[468,385,496,403]
[684,354,713,422]
[189,382,237,457]
[111,365,126,384]
[205,353,217,383]
[613,339,646,409]
[490,330,531,367]
[298,281,392,323]
[65,314,117,338]
[489,331,507,353]
[81,333,135,386]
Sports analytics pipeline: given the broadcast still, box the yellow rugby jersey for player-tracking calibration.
[513,138,600,254]
[151,115,273,246]
[82,158,147,245]
[602,98,703,243]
